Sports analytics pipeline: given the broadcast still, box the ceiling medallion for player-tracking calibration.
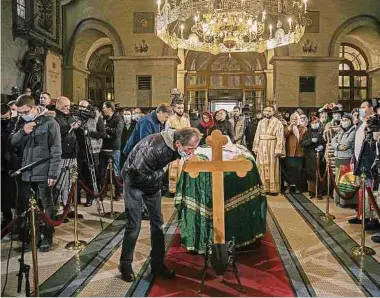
[156,0,310,55]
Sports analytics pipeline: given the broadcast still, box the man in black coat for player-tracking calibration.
[101,101,124,200]
[55,96,78,206]
[119,128,201,282]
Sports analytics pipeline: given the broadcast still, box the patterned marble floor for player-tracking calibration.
[1,192,379,297]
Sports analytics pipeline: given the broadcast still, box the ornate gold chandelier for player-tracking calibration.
[156,0,310,55]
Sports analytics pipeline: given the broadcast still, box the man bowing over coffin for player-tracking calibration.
[253,106,285,195]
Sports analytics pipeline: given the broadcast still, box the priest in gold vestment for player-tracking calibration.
[166,100,191,193]
[252,106,285,194]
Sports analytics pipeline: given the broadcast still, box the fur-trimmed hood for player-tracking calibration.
[161,129,176,151]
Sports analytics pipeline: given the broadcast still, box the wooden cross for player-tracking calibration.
[183,130,253,244]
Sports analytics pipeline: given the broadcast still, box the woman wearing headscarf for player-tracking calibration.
[301,116,326,198]
[283,113,307,191]
[197,111,216,145]
[331,113,356,206]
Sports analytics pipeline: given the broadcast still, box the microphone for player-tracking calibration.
[10,156,53,177]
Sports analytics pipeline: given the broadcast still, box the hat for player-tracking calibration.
[311,116,319,123]
[342,113,353,122]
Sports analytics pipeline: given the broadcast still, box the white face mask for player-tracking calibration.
[311,123,320,130]
[124,115,131,122]
[178,148,189,159]
[359,108,366,120]
[341,120,351,129]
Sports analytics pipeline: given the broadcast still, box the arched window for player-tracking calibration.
[338,43,368,110]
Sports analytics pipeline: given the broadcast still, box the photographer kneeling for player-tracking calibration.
[75,100,106,206]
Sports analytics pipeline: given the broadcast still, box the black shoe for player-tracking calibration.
[151,265,176,279]
[39,237,52,252]
[348,217,370,224]
[85,199,94,207]
[371,234,380,243]
[365,220,380,231]
[119,264,135,282]
[142,212,150,220]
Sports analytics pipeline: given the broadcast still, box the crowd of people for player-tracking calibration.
[1,87,379,280]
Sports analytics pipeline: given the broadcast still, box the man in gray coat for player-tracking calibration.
[11,95,61,252]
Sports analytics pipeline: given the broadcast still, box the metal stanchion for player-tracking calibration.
[66,167,87,250]
[104,159,120,218]
[311,152,322,199]
[30,196,39,297]
[352,170,376,257]
[320,158,335,222]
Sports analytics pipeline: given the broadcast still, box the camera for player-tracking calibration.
[72,106,96,123]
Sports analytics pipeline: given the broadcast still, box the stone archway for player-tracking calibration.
[329,15,380,67]
[329,15,380,98]
[63,18,125,102]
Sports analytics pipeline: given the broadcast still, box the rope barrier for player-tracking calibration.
[112,172,123,188]
[39,187,74,227]
[1,216,22,239]
[78,170,110,198]
[328,166,360,201]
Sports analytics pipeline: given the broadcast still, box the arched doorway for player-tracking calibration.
[184,52,266,113]
[338,43,368,111]
[64,18,125,103]
[87,45,114,106]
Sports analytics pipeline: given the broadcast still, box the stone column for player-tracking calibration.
[177,70,187,95]
[62,66,89,103]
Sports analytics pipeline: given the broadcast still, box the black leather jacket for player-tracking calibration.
[122,131,180,194]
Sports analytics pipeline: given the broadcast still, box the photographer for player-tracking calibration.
[76,100,106,206]
[10,95,61,252]
[101,101,124,201]
[54,96,78,206]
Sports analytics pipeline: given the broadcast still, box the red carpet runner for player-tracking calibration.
[148,228,295,297]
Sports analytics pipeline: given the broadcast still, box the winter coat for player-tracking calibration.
[285,125,307,157]
[230,116,245,145]
[55,109,77,159]
[10,107,62,182]
[123,111,164,157]
[301,126,326,180]
[215,119,235,143]
[122,130,180,194]
[197,123,216,145]
[331,125,356,160]
[102,112,124,150]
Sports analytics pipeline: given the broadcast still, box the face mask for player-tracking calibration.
[341,121,351,129]
[22,114,35,122]
[124,115,131,122]
[11,110,18,118]
[333,114,341,121]
[178,148,189,159]
[311,123,320,130]
[359,108,366,120]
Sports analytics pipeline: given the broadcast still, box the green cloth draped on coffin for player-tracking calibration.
[174,151,267,254]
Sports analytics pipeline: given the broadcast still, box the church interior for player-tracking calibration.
[1,0,380,297]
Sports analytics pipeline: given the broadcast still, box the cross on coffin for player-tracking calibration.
[183,130,253,244]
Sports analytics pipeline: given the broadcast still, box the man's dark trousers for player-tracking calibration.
[120,184,165,269]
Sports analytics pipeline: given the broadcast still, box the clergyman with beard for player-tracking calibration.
[165,100,190,194]
[252,106,285,195]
